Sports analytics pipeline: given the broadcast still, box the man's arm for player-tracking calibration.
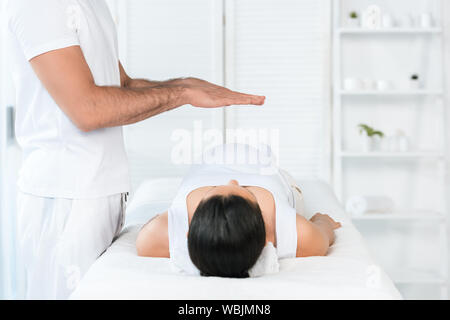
[296,213,341,257]
[30,46,265,132]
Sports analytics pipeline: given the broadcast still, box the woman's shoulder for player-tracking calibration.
[136,212,170,258]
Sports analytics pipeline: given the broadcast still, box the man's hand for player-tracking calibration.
[180,78,266,108]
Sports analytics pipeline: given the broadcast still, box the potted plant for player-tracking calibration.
[347,11,360,28]
[358,124,384,152]
[410,74,422,90]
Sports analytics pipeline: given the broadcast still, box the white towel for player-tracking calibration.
[248,242,279,277]
[345,196,395,217]
[170,242,279,278]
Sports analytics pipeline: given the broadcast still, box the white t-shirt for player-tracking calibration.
[5,0,130,198]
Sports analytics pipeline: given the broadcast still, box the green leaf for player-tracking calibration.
[371,131,384,138]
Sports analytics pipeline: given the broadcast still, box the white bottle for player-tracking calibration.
[396,130,409,152]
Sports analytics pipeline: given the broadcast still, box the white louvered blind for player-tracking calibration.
[116,0,224,191]
[226,0,331,180]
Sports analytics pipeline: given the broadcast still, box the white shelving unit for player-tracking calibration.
[338,28,442,35]
[339,90,443,96]
[333,0,448,299]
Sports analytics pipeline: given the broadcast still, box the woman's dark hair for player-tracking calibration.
[187,194,266,278]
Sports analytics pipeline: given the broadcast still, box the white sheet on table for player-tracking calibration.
[70,178,402,300]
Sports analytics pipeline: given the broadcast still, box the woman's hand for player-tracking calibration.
[310,213,342,230]
[180,77,266,108]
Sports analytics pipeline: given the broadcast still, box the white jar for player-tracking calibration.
[420,13,433,28]
[362,78,376,91]
[344,78,362,91]
[376,80,391,91]
[382,14,394,28]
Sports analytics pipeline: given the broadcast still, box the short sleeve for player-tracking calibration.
[6,0,80,61]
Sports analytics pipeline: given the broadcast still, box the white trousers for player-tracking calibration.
[16,191,126,300]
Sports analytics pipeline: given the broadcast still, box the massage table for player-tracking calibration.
[70,178,402,300]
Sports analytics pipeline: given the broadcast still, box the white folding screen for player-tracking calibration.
[225,0,332,180]
[115,0,224,191]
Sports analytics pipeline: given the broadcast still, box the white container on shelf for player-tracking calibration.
[386,130,410,152]
[360,132,372,152]
[396,130,410,152]
[362,78,376,90]
[420,13,433,28]
[382,14,395,28]
[360,132,382,152]
[347,17,360,28]
[410,80,422,90]
[409,75,422,90]
[386,135,399,152]
[376,80,392,91]
[344,77,362,91]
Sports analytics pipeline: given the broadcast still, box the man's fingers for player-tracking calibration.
[229,92,266,106]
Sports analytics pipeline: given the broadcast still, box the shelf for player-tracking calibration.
[389,269,447,285]
[338,90,443,96]
[339,151,445,159]
[338,28,442,35]
[352,210,445,222]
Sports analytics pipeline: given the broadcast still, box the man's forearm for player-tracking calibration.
[124,77,183,89]
[80,82,186,131]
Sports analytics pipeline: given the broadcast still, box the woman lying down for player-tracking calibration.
[136,144,341,278]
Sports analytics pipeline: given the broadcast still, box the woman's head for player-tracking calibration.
[187,180,266,278]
